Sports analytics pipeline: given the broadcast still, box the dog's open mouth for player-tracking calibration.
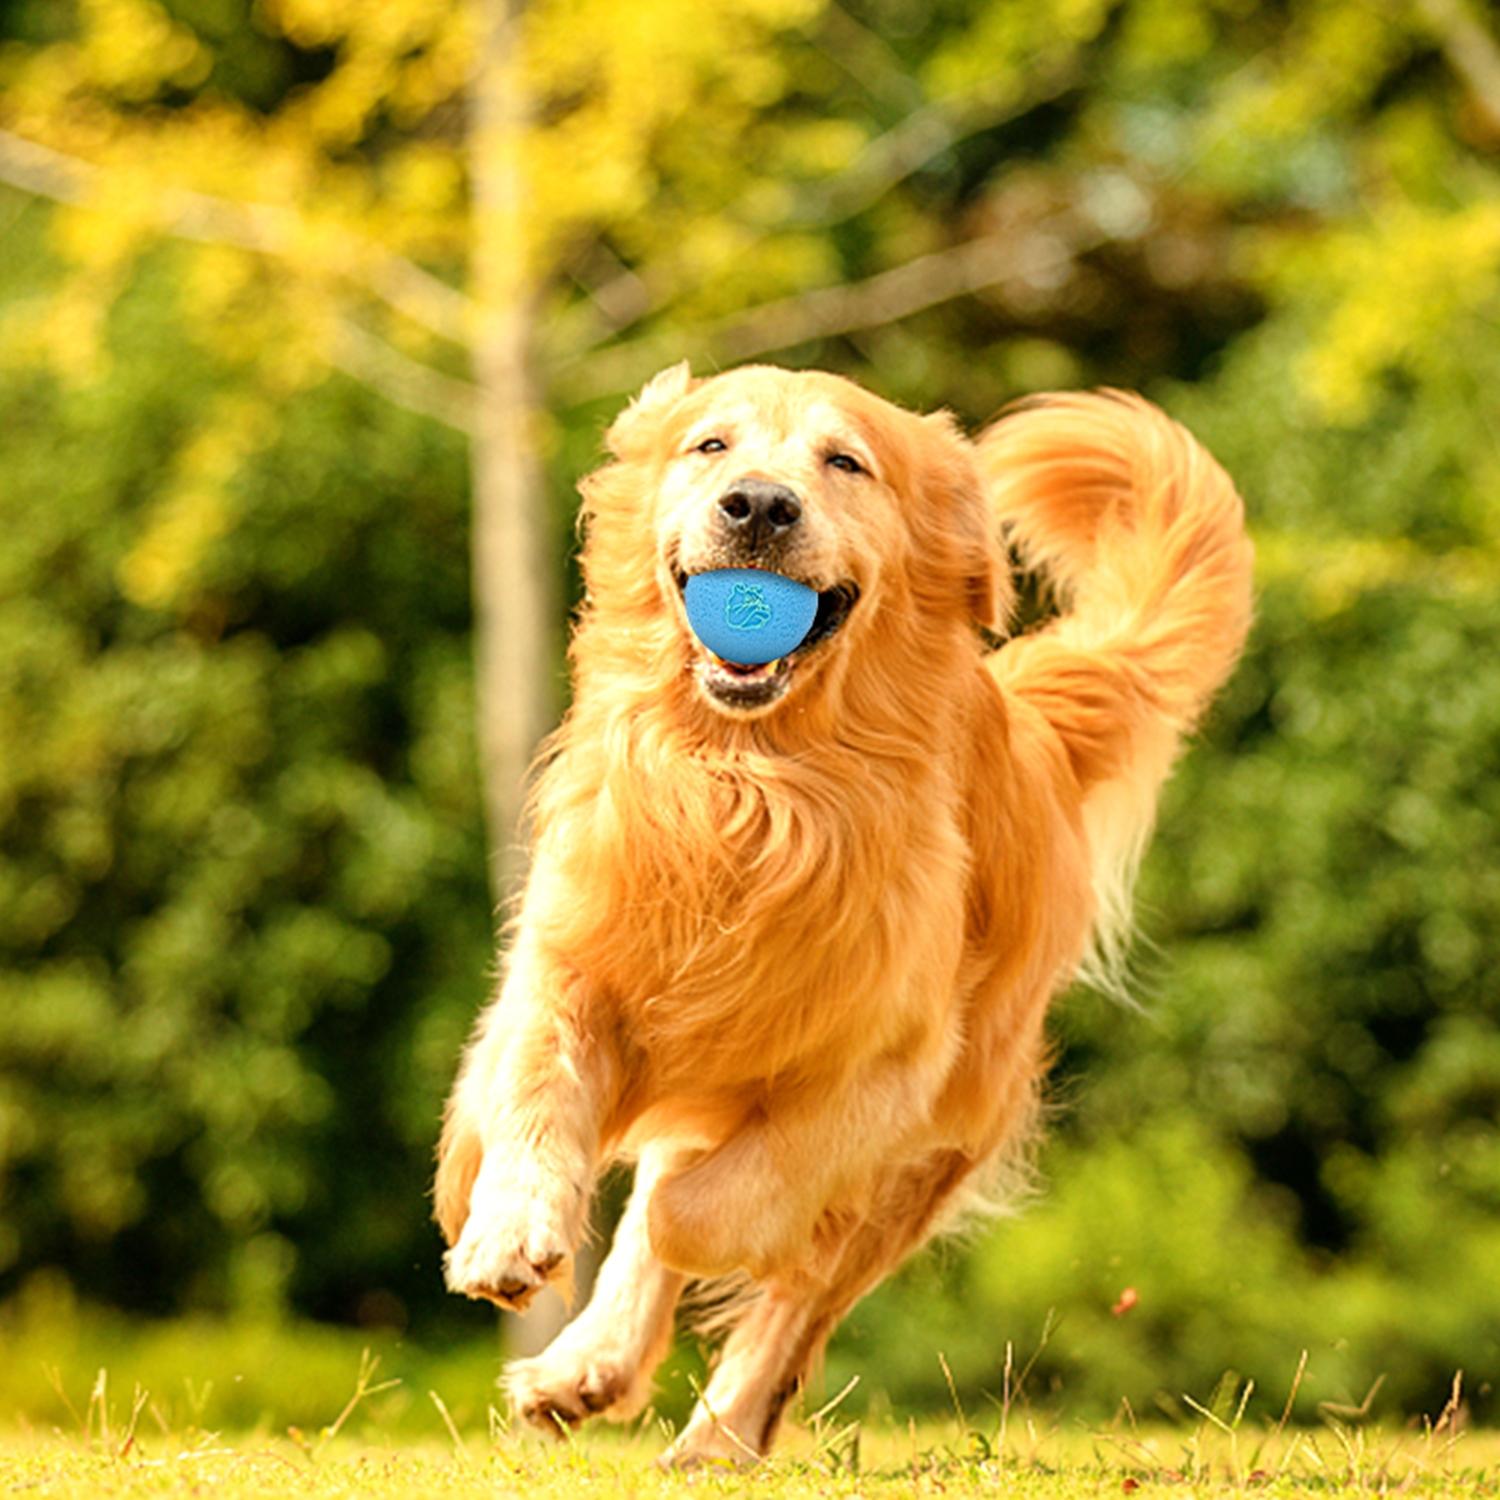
[672,568,860,712]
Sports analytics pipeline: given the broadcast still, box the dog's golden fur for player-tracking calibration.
[434,364,1253,1464]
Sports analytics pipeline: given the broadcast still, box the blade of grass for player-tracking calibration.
[428,1389,468,1466]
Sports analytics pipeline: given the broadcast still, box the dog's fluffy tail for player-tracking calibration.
[977,391,1254,992]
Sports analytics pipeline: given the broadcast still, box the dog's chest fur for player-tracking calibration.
[535,734,971,1088]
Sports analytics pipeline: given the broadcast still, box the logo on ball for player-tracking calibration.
[724,581,773,631]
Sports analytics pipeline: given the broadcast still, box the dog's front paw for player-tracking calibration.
[506,1345,637,1433]
[444,1228,568,1311]
[443,1174,579,1310]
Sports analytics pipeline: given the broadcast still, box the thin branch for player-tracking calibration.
[544,66,1081,364]
[545,237,662,352]
[0,128,475,345]
[817,2,926,113]
[359,253,474,348]
[328,317,478,433]
[1413,0,1500,131]
[783,62,1079,228]
[714,237,1018,356]
[0,129,98,207]
[553,222,1101,404]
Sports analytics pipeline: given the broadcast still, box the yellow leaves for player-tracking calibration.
[530,0,813,145]
[662,220,836,319]
[926,0,1113,100]
[1116,0,1258,69]
[48,159,166,278]
[3,0,836,448]
[1120,0,1210,67]
[261,0,453,52]
[388,9,479,125]
[118,259,343,615]
[255,0,358,49]
[0,269,122,384]
[382,144,464,219]
[0,43,86,130]
[1202,0,1404,147]
[780,119,868,178]
[76,0,207,100]
[1254,529,1500,619]
[260,0,474,147]
[119,394,277,610]
[1373,97,1460,198]
[303,56,398,149]
[723,0,821,25]
[524,0,795,254]
[119,488,231,612]
[1258,201,1500,422]
[50,202,146,275]
[179,244,262,329]
[1160,0,1500,425]
[5,0,830,337]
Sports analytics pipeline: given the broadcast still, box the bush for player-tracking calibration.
[824,311,1500,1424]
[0,233,495,1326]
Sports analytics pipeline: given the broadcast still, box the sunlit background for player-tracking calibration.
[1,0,1498,1438]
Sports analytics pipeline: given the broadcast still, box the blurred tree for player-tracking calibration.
[0,0,832,891]
[6,0,1493,865]
[0,223,488,1321]
[830,302,1500,1422]
[1,0,1499,1422]
[0,0,835,1340]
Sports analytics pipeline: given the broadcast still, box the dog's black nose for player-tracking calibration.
[716,478,802,545]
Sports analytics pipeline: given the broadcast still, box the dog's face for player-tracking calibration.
[654,367,880,715]
[587,363,1003,721]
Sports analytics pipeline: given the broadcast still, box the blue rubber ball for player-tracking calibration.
[684,568,818,666]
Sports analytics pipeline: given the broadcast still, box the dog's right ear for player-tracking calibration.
[604,361,696,460]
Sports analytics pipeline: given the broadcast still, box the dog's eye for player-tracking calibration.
[827,452,865,476]
[694,437,728,455]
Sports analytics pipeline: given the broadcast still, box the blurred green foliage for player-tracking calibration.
[0,1275,508,1434]
[0,215,493,1324]
[2,0,1499,1429]
[835,306,1500,1423]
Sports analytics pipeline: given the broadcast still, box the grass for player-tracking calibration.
[2,1292,1494,1496]
[2,1344,1497,1498]
[3,1416,1498,1498]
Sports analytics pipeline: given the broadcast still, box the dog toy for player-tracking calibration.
[684,568,817,666]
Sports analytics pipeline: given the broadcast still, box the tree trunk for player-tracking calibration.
[468,0,555,904]
[468,0,582,1358]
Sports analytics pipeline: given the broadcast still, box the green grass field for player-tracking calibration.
[3,1352,1496,1499]
[4,1423,1498,1499]
[2,1303,1494,1497]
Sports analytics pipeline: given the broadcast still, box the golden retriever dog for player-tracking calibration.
[434,363,1253,1465]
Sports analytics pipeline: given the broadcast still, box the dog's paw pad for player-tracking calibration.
[443,1222,572,1311]
[509,1358,630,1432]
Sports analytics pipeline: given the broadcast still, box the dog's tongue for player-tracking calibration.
[685,569,817,666]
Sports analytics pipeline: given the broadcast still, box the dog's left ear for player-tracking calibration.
[922,412,1010,632]
[604,361,697,461]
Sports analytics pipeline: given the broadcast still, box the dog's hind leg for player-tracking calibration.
[660,1148,977,1468]
[506,1145,689,1431]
